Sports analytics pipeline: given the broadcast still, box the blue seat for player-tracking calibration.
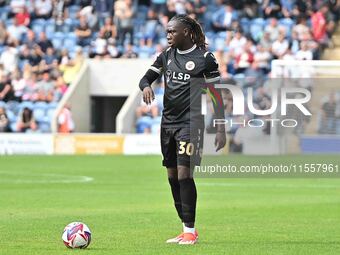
[34,101,48,110]
[19,101,34,111]
[45,23,56,39]
[68,5,80,20]
[32,23,44,36]
[64,37,77,51]
[10,122,17,132]
[6,110,16,122]
[39,122,51,133]
[0,101,6,109]
[33,108,46,122]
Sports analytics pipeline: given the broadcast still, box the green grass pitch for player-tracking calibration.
[0,155,340,255]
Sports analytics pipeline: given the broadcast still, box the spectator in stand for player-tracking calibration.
[93,0,113,26]
[79,5,98,30]
[295,41,313,60]
[271,32,289,59]
[254,44,271,73]
[107,39,120,58]
[243,61,264,88]
[228,29,247,57]
[75,15,92,47]
[0,21,7,45]
[114,0,135,47]
[28,45,44,71]
[122,44,138,58]
[186,0,206,23]
[34,0,53,19]
[0,44,19,73]
[0,74,14,102]
[59,47,84,85]
[54,75,68,101]
[90,28,108,58]
[259,30,272,51]
[37,32,53,53]
[0,107,9,132]
[211,4,237,32]
[311,4,329,46]
[22,30,36,49]
[102,17,117,41]
[16,107,37,132]
[11,67,25,101]
[7,18,27,43]
[15,6,30,27]
[234,40,254,73]
[44,47,57,66]
[144,9,160,46]
[9,0,26,18]
[264,17,282,42]
[262,0,282,18]
[22,71,39,101]
[150,0,167,15]
[36,71,54,102]
[293,15,310,41]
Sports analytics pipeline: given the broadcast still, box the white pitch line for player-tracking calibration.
[0,171,94,184]
[197,182,340,189]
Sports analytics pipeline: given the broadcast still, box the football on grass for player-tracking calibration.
[62,222,91,249]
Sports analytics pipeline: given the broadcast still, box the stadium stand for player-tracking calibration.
[0,0,338,135]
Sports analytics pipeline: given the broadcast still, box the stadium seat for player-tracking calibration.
[250,18,264,41]
[19,101,34,111]
[9,122,17,132]
[32,23,45,37]
[6,110,16,122]
[39,122,51,133]
[68,5,80,20]
[45,23,56,40]
[0,101,6,109]
[33,108,46,122]
[52,32,65,49]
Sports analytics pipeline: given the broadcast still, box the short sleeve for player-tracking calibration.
[203,52,220,83]
[149,51,165,75]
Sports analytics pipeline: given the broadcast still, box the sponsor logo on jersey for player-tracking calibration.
[185,61,195,71]
[165,70,191,83]
[167,59,172,65]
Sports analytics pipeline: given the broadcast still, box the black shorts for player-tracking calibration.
[160,126,204,169]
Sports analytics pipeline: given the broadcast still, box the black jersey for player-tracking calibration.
[149,44,220,128]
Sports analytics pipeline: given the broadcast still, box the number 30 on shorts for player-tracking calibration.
[178,141,194,156]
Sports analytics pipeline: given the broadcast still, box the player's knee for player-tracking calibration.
[167,167,178,179]
[177,165,193,180]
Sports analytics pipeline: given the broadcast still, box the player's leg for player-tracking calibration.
[161,127,186,243]
[174,127,203,244]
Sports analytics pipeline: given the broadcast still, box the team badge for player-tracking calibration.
[185,61,195,71]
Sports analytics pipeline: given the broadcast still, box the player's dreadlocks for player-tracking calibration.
[171,14,206,50]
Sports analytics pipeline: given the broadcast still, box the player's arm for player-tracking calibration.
[203,52,226,151]
[139,52,164,104]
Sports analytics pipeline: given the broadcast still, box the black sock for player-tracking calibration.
[168,178,183,221]
[178,178,197,224]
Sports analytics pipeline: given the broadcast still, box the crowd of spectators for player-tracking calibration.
[0,0,338,134]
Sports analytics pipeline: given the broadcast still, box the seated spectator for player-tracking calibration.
[0,106,9,132]
[59,47,84,84]
[295,41,313,60]
[271,32,289,59]
[16,107,37,132]
[79,5,98,30]
[243,61,264,88]
[264,17,281,42]
[43,47,57,66]
[262,0,282,19]
[259,31,272,51]
[293,15,310,41]
[90,28,108,58]
[75,15,92,47]
[102,17,117,41]
[211,4,237,32]
[9,0,26,18]
[0,74,14,102]
[311,4,330,46]
[228,29,247,57]
[54,75,68,101]
[254,44,271,73]
[22,72,39,101]
[122,44,138,58]
[0,21,7,45]
[33,0,53,19]
[107,39,120,58]
[36,71,54,102]
[234,41,254,73]
[7,18,27,43]
[94,0,113,26]
[319,93,337,134]
[15,6,30,27]
[37,32,53,53]
[11,68,25,101]
[143,9,160,46]
[22,30,36,49]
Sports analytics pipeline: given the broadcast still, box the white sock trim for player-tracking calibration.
[183,226,196,234]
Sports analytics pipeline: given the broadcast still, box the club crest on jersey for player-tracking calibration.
[185,61,195,71]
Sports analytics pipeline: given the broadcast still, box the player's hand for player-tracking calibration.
[215,131,226,152]
[142,86,155,105]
